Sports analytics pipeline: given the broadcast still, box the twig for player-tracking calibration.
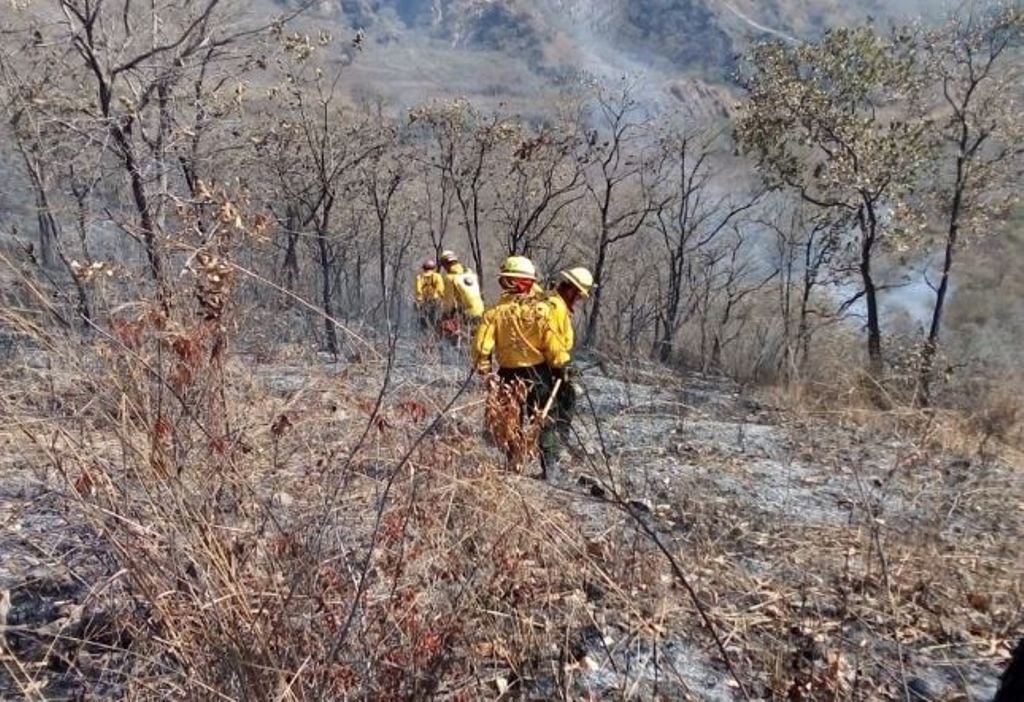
[326,369,477,661]
[575,380,752,700]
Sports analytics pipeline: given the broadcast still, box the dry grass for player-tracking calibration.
[0,295,693,698]
[1,241,1020,700]
[2,329,1020,699]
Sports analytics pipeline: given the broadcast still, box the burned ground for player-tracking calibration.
[1,341,1018,699]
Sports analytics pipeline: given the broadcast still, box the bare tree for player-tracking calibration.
[0,0,307,321]
[409,100,510,278]
[648,127,762,363]
[763,203,843,380]
[257,57,383,355]
[690,232,777,372]
[416,154,456,262]
[494,119,586,257]
[56,0,226,292]
[365,138,401,306]
[582,80,661,345]
[608,247,662,357]
[361,131,415,324]
[915,7,1024,404]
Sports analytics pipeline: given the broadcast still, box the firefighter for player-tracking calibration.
[414,259,445,331]
[438,250,484,343]
[472,258,593,480]
[541,267,595,464]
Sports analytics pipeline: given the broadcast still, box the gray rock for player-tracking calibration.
[627,498,653,514]
[265,371,306,394]
[271,491,294,508]
[908,676,938,700]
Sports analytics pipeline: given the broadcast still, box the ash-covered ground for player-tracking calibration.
[2,341,1018,699]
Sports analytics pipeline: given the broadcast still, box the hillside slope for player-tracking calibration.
[271,0,940,113]
[1,341,1017,698]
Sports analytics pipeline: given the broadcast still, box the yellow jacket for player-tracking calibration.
[543,291,574,369]
[441,263,464,311]
[415,270,444,303]
[443,263,485,319]
[472,292,572,372]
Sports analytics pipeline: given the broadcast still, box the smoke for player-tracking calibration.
[879,276,941,331]
[826,259,947,335]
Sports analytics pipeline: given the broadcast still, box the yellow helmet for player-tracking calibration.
[439,250,458,264]
[560,267,594,297]
[499,255,537,280]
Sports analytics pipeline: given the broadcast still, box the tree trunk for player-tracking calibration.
[17,144,54,267]
[111,125,164,291]
[657,317,674,364]
[73,185,94,262]
[918,154,966,407]
[777,245,795,383]
[154,80,172,233]
[585,231,609,345]
[282,206,299,291]
[41,197,91,325]
[698,314,709,372]
[355,251,365,315]
[34,190,54,268]
[657,264,683,364]
[470,202,484,280]
[17,145,91,325]
[711,335,722,369]
[859,202,883,379]
[797,282,813,373]
[917,236,957,406]
[657,295,679,364]
[317,202,338,358]
[377,218,390,324]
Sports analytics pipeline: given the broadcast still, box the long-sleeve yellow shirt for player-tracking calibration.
[441,263,465,312]
[442,263,485,318]
[472,292,573,372]
[415,270,445,303]
[543,292,574,369]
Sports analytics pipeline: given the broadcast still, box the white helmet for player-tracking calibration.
[499,255,538,281]
[560,267,595,297]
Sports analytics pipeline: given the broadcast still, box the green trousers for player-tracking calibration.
[498,364,576,467]
[417,301,442,332]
